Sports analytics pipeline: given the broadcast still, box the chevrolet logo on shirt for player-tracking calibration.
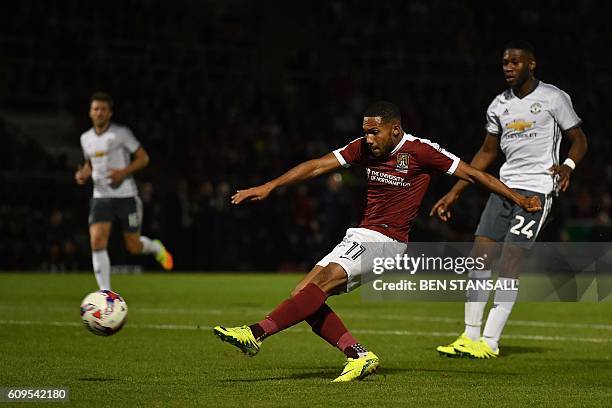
[93,151,107,157]
[506,120,534,133]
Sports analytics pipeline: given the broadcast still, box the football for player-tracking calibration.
[80,290,128,336]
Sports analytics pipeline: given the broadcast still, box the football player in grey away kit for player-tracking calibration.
[75,92,174,290]
[434,41,588,358]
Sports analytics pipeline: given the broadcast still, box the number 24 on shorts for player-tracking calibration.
[510,215,535,239]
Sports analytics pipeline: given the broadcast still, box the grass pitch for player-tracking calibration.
[0,273,610,407]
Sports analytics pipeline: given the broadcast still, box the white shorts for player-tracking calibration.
[316,227,407,292]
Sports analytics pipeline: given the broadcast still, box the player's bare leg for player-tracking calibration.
[123,232,174,270]
[248,262,347,339]
[291,265,327,296]
[291,264,346,296]
[90,222,112,290]
[294,265,373,361]
[214,264,343,355]
[214,263,379,381]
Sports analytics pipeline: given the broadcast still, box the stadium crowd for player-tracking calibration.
[1,0,611,271]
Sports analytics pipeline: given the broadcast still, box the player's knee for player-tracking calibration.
[291,277,327,298]
[291,280,314,297]
[90,236,107,251]
[498,267,520,280]
[311,266,344,294]
[291,265,346,297]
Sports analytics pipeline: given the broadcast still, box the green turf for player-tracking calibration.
[0,273,611,407]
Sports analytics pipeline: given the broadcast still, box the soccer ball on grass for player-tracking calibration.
[80,290,128,336]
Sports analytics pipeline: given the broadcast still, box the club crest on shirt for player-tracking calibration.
[530,102,542,114]
[396,153,409,171]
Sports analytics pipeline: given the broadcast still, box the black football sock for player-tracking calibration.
[249,323,265,340]
[343,343,368,359]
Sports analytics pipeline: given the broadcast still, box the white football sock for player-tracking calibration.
[139,236,162,255]
[482,277,519,351]
[92,249,111,290]
[464,269,491,341]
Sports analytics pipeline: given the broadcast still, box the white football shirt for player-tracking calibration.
[485,81,581,194]
[80,123,140,198]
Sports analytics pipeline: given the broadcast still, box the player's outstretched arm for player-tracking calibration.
[549,127,587,193]
[75,160,92,185]
[452,161,542,213]
[231,153,342,205]
[108,147,150,184]
[429,134,499,221]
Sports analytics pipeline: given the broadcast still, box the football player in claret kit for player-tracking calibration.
[214,101,542,382]
[75,92,174,291]
[434,41,588,358]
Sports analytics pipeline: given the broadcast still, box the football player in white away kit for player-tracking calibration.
[75,92,174,290]
[433,41,588,358]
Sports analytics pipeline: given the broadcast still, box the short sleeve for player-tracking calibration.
[333,137,366,168]
[551,90,581,131]
[485,98,502,135]
[414,140,460,175]
[121,127,141,153]
[80,136,89,160]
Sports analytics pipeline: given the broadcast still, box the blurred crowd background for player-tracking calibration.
[1,0,611,272]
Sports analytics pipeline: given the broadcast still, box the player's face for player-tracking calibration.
[363,117,398,157]
[502,49,534,87]
[89,100,112,128]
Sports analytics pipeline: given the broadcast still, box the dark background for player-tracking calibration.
[1,0,611,272]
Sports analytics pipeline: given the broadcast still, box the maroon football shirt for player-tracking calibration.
[333,133,459,242]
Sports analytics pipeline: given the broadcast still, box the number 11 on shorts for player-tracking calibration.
[340,242,366,261]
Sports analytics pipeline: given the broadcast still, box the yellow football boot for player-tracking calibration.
[332,351,379,382]
[436,333,476,357]
[154,240,174,270]
[213,325,262,357]
[454,338,499,359]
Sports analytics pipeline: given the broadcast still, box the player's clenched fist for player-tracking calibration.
[231,183,274,204]
[520,195,542,212]
[75,164,91,184]
[549,164,573,193]
[108,168,128,184]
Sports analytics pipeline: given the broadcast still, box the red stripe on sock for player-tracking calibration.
[258,318,278,335]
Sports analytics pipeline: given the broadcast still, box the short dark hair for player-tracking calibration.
[504,40,536,58]
[90,91,113,110]
[364,101,401,124]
